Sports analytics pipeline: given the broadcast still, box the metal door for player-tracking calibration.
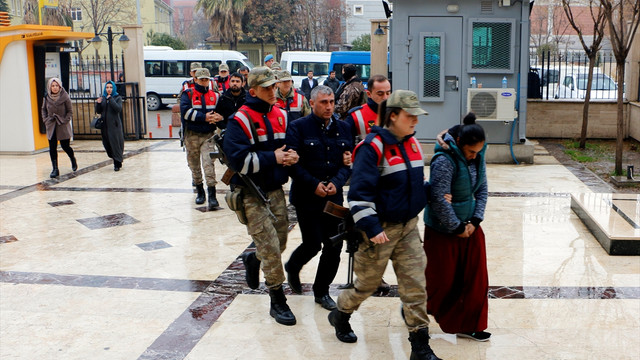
[408,16,462,140]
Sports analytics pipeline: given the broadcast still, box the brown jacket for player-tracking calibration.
[42,88,73,141]
[335,77,366,120]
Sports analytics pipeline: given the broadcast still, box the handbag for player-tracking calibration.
[90,114,103,130]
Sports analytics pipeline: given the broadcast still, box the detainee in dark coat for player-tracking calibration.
[284,85,353,310]
[95,80,125,171]
[42,77,76,178]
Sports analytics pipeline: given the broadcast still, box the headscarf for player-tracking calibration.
[47,77,63,101]
[102,80,119,97]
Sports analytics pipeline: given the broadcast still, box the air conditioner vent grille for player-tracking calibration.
[470,92,497,117]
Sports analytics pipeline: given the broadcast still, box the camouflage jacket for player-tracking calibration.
[335,77,367,120]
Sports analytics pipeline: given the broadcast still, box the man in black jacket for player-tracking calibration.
[300,70,318,99]
[284,85,353,311]
[216,72,246,124]
[323,71,340,94]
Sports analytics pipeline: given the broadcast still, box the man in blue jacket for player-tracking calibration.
[284,85,353,310]
[223,67,300,326]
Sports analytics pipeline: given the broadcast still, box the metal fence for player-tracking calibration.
[69,54,146,139]
[529,50,621,100]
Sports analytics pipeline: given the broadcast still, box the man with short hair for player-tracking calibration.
[300,70,318,99]
[264,54,275,67]
[275,70,311,121]
[284,85,353,311]
[345,74,392,143]
[216,72,246,124]
[214,63,231,93]
[223,67,300,326]
[335,64,366,120]
[180,68,223,211]
[238,65,250,90]
[323,70,340,94]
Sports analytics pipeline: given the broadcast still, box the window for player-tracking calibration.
[291,62,329,76]
[227,60,244,74]
[71,7,82,21]
[354,5,363,15]
[201,61,222,76]
[10,0,22,16]
[420,33,444,101]
[145,61,163,76]
[164,61,185,76]
[332,64,371,82]
[563,76,573,88]
[468,19,515,73]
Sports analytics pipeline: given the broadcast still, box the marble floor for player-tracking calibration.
[1,139,638,360]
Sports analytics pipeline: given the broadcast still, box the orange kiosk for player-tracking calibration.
[0,25,93,152]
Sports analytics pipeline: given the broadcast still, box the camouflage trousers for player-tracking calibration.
[243,187,289,289]
[337,216,430,332]
[184,129,217,187]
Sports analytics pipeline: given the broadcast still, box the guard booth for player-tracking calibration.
[389,0,533,161]
[0,25,93,152]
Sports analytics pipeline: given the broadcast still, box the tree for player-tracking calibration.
[23,0,72,26]
[600,0,640,175]
[562,0,608,149]
[197,0,248,50]
[0,0,10,14]
[242,0,293,51]
[73,0,137,54]
[149,32,187,50]
[351,34,370,51]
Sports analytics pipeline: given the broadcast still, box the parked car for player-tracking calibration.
[555,71,620,100]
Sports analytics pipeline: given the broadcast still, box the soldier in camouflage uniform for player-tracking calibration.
[180,68,224,210]
[335,64,367,120]
[223,67,300,326]
[329,90,442,360]
[275,70,311,121]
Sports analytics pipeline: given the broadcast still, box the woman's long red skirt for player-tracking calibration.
[423,225,489,334]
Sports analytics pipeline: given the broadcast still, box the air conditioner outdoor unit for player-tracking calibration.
[467,88,517,121]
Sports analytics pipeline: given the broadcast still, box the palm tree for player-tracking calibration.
[196,0,249,50]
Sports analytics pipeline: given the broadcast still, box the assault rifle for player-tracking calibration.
[323,201,362,289]
[210,131,276,220]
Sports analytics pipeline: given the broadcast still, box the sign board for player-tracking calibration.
[45,52,61,80]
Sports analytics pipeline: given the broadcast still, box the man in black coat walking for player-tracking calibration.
[284,85,353,311]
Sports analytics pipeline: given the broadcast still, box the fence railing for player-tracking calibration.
[68,54,146,139]
[529,50,621,101]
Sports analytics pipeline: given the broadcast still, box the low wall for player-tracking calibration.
[526,100,631,139]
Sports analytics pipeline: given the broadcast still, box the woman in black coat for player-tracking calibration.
[95,80,124,171]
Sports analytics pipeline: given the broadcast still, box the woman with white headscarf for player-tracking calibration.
[42,77,76,178]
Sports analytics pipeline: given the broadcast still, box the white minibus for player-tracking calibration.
[279,51,331,89]
[143,46,253,110]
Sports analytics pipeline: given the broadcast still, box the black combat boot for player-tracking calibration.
[207,186,219,210]
[284,262,302,294]
[50,160,59,178]
[408,328,442,360]
[328,309,357,343]
[268,286,296,326]
[241,252,260,289]
[195,184,205,204]
[70,155,78,171]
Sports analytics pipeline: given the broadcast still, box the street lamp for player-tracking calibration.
[90,26,130,81]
